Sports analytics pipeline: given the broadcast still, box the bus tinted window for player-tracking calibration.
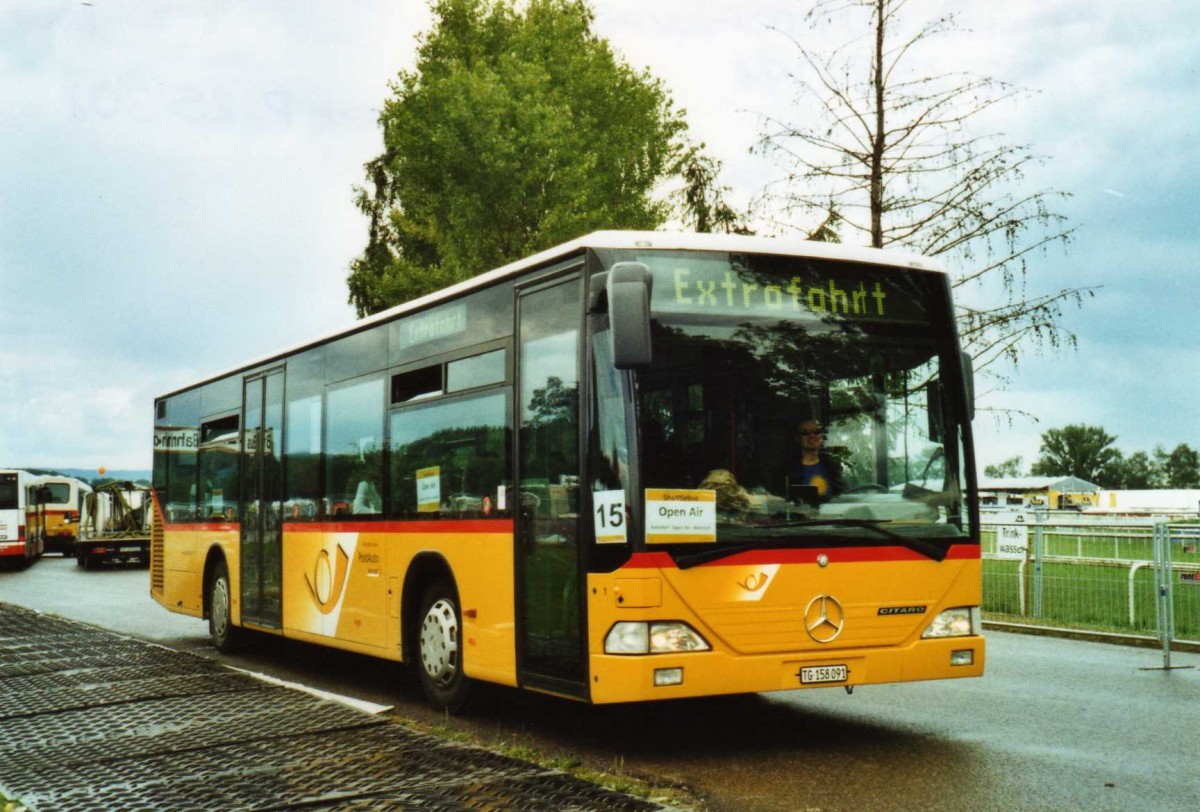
[0,476,16,510]
[325,375,384,518]
[390,283,514,366]
[389,391,509,518]
[326,326,388,384]
[41,483,71,504]
[157,390,200,522]
[446,349,505,392]
[201,376,241,418]
[198,416,239,521]
[285,394,322,521]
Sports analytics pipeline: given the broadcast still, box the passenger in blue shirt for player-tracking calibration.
[798,419,846,501]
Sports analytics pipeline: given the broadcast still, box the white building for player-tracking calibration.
[977,476,1100,510]
[1093,489,1200,517]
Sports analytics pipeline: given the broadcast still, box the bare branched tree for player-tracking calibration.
[755,0,1090,386]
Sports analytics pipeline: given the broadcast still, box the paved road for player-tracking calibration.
[5,555,1200,810]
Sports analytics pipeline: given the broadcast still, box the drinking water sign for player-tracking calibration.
[993,511,1030,560]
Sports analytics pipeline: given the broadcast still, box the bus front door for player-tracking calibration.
[516,276,587,698]
[240,370,284,629]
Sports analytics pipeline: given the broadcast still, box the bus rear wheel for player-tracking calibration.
[208,559,242,653]
[416,581,472,712]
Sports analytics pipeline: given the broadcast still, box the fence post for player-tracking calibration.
[1032,509,1045,619]
[1151,522,1170,668]
[1162,524,1176,667]
[1141,522,1194,672]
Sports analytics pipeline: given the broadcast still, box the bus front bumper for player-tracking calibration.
[588,635,985,704]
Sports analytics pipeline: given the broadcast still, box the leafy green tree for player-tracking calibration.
[1161,443,1200,489]
[1116,450,1160,489]
[755,0,1089,387]
[1030,425,1121,485]
[984,456,1024,479]
[348,0,689,315]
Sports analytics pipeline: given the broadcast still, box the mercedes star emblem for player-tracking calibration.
[804,594,845,643]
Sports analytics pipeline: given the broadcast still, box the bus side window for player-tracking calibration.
[198,415,239,521]
[389,391,509,519]
[324,375,385,521]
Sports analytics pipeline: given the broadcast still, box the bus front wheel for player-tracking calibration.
[208,559,242,653]
[416,581,472,712]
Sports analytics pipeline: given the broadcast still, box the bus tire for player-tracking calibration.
[416,580,472,712]
[208,559,242,653]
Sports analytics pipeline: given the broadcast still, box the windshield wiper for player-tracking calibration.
[671,518,947,569]
[674,542,765,570]
[790,519,948,562]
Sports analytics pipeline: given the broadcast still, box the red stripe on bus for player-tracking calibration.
[167,522,240,532]
[159,517,514,534]
[621,544,981,569]
[282,519,515,534]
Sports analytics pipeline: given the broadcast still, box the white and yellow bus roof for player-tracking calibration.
[158,231,944,400]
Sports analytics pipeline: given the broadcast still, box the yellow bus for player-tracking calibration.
[151,231,984,710]
[27,474,92,557]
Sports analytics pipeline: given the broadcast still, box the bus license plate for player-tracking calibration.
[800,665,847,684]
[120,546,142,553]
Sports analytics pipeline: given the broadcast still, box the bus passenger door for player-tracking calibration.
[516,276,587,697]
[241,370,284,629]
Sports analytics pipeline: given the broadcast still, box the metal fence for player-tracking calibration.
[980,513,1200,655]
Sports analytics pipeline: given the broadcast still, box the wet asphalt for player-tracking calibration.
[4,555,1200,810]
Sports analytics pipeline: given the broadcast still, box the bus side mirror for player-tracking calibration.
[960,351,975,422]
[607,262,654,369]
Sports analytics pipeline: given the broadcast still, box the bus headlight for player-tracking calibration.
[650,622,710,653]
[921,607,980,638]
[605,622,711,654]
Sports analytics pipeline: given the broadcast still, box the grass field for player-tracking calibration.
[980,524,1200,641]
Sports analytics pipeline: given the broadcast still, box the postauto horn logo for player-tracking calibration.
[306,544,350,614]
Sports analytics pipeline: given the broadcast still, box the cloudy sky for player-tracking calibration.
[1,0,1196,474]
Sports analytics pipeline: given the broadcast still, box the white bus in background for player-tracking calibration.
[0,469,42,568]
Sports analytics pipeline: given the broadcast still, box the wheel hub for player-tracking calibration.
[212,578,229,637]
[420,599,459,687]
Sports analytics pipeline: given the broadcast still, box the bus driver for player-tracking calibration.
[797,418,846,502]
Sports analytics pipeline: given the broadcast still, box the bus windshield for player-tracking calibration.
[38,483,71,504]
[600,249,971,548]
[0,475,17,510]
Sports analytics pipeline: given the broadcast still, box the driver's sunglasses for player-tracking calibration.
[799,429,824,436]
